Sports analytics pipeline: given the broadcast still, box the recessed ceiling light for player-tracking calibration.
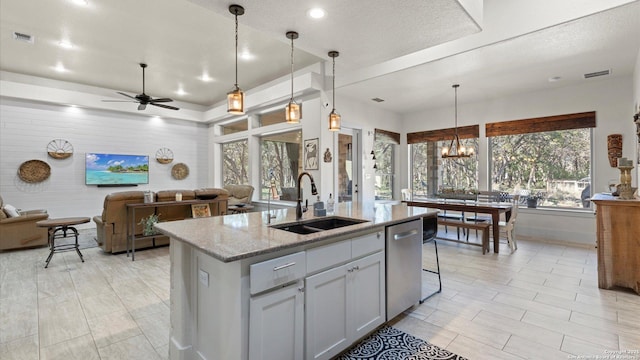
[548,76,562,82]
[199,73,213,82]
[307,8,325,19]
[54,62,67,72]
[240,50,254,61]
[58,40,73,49]
[176,88,187,96]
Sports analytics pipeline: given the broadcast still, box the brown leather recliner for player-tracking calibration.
[0,195,49,251]
[93,191,158,253]
[93,188,229,254]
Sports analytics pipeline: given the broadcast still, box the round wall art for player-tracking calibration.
[171,163,189,180]
[18,159,51,183]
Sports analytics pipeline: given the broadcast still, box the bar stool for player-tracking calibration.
[420,216,442,303]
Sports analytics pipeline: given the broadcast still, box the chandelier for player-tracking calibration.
[442,84,474,158]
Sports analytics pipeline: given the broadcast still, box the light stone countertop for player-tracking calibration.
[154,202,438,262]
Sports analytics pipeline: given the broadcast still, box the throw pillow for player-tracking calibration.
[3,204,20,218]
[0,208,7,220]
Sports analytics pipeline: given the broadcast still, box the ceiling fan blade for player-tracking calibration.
[151,103,179,111]
[116,91,138,100]
[101,100,137,102]
[150,98,174,103]
[138,103,147,110]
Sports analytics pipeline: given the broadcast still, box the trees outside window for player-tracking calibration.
[222,139,249,186]
[374,140,394,200]
[490,129,591,208]
[260,130,302,201]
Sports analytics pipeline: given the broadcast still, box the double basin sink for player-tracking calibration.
[271,216,368,235]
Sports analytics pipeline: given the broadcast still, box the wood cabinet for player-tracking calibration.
[592,193,640,294]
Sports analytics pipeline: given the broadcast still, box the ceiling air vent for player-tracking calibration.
[371,97,385,103]
[584,69,610,79]
[13,32,34,44]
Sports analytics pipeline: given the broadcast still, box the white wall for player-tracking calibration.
[400,76,635,245]
[0,99,209,227]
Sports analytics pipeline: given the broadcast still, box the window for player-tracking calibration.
[222,139,249,186]
[408,125,479,199]
[221,119,248,135]
[373,129,400,200]
[260,130,302,201]
[258,109,287,127]
[487,112,595,209]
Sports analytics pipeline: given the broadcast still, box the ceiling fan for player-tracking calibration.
[103,63,179,111]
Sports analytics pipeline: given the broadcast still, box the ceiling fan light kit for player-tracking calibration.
[227,4,245,115]
[285,31,302,123]
[441,84,473,159]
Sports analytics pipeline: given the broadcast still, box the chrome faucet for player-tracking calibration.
[296,171,318,220]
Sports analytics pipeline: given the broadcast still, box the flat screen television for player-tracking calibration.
[86,153,149,186]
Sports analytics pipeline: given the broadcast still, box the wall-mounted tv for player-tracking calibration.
[86,153,149,186]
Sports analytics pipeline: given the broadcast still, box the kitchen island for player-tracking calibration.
[155,202,438,360]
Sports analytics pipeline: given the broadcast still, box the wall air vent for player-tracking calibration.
[371,97,385,103]
[584,69,611,79]
[13,32,34,44]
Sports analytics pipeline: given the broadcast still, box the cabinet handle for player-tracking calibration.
[377,232,381,238]
[298,287,305,292]
[353,265,359,271]
[273,262,296,271]
[393,229,418,241]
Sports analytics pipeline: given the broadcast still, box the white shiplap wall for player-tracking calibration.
[0,99,209,227]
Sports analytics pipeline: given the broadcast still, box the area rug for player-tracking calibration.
[336,326,467,360]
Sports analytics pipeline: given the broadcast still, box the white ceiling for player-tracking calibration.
[0,0,639,117]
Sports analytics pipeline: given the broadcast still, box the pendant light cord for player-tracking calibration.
[454,85,458,137]
[234,12,239,88]
[290,35,294,101]
[332,56,336,111]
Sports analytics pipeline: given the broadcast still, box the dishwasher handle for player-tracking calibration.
[393,229,418,241]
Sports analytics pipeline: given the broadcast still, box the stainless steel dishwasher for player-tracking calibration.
[386,218,422,320]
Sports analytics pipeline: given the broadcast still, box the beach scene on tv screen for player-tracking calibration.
[86,153,149,185]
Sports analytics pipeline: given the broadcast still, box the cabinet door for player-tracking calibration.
[305,264,350,360]
[249,281,304,360]
[350,251,385,340]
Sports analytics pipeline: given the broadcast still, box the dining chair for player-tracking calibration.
[499,195,520,251]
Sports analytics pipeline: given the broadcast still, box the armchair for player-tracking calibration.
[0,195,49,250]
[223,185,254,206]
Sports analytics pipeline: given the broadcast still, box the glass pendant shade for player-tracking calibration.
[227,5,245,115]
[329,110,341,131]
[285,100,302,123]
[285,31,301,124]
[227,86,244,114]
[328,50,341,131]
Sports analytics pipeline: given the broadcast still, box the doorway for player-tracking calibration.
[337,128,361,203]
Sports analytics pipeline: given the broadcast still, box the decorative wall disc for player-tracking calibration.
[47,139,74,159]
[155,147,174,164]
[171,163,189,180]
[18,159,51,183]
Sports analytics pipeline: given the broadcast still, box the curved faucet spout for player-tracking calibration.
[296,171,318,220]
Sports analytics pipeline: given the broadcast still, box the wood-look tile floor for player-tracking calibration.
[1,230,639,360]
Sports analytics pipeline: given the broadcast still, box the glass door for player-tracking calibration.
[337,128,360,203]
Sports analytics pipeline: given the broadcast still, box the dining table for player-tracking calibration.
[405,199,513,253]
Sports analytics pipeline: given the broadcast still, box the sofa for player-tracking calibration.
[93,188,229,254]
[0,195,49,251]
[224,184,254,206]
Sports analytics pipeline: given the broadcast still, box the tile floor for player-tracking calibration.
[1,230,639,360]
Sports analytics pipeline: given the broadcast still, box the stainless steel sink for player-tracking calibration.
[271,216,368,234]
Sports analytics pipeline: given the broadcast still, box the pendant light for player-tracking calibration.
[285,31,302,123]
[328,51,341,131]
[227,5,245,115]
[441,84,474,158]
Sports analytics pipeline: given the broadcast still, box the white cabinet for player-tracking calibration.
[249,252,306,360]
[249,281,304,360]
[305,251,385,360]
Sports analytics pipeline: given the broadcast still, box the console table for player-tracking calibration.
[126,199,227,261]
[591,193,640,294]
